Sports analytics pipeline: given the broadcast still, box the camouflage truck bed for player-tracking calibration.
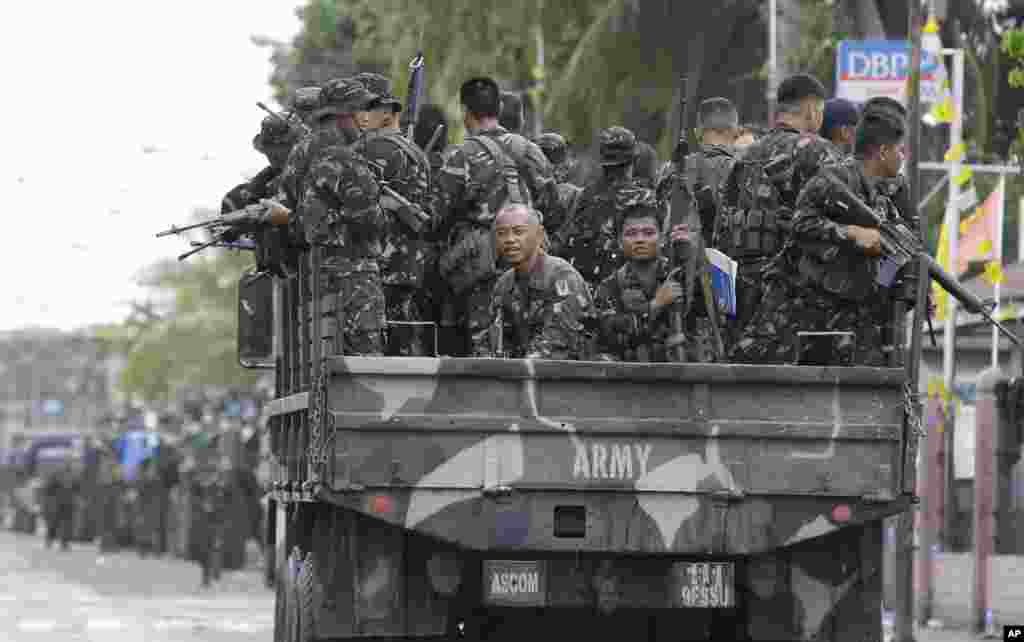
[267,357,908,556]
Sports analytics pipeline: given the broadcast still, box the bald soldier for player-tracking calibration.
[471,204,594,359]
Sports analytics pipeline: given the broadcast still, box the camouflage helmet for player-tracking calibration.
[599,126,637,166]
[312,78,377,122]
[291,86,322,116]
[354,72,403,112]
[536,132,569,165]
[252,112,301,152]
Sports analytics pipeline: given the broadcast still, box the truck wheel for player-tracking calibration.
[296,552,321,642]
[276,547,301,642]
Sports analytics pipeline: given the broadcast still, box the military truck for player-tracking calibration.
[224,231,1017,642]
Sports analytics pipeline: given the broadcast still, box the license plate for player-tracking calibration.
[674,562,735,608]
[483,560,546,607]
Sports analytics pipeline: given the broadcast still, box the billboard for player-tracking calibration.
[835,40,945,104]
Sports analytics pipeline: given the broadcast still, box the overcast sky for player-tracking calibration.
[0,1,303,332]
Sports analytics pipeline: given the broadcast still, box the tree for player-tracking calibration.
[94,211,262,403]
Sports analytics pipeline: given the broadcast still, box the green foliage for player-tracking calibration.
[96,216,261,403]
[1003,28,1024,65]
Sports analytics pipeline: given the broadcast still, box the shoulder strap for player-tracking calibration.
[380,132,430,172]
[468,134,529,205]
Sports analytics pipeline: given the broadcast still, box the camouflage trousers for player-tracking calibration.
[384,285,433,357]
[319,260,385,356]
[723,258,771,351]
[728,278,885,366]
[443,277,495,357]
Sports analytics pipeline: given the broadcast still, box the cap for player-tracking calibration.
[821,98,860,135]
[777,73,827,105]
[599,126,637,166]
[312,78,377,121]
[536,132,568,165]
[291,86,322,116]
[354,72,402,112]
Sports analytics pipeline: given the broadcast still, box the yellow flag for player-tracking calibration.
[984,261,1005,285]
[931,96,954,124]
[953,166,973,187]
[944,143,965,161]
[997,304,1018,322]
[924,16,940,33]
[932,223,949,321]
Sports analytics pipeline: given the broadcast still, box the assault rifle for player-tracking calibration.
[155,199,291,261]
[257,101,311,137]
[380,183,432,234]
[666,75,725,361]
[824,172,1022,348]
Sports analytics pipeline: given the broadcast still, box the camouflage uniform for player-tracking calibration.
[435,125,551,356]
[632,141,660,189]
[353,74,435,356]
[656,143,736,247]
[471,254,595,359]
[301,79,388,356]
[535,133,582,234]
[716,125,842,347]
[730,159,895,366]
[550,127,649,288]
[593,259,704,364]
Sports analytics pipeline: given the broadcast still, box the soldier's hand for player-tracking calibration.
[621,288,649,313]
[670,223,691,243]
[847,225,881,255]
[653,281,684,309]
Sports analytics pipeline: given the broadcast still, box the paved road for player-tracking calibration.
[0,531,274,641]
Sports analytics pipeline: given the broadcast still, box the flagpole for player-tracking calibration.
[937,45,962,477]
[992,176,1006,368]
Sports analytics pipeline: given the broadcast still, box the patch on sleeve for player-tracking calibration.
[555,278,570,297]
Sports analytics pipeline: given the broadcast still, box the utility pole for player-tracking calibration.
[767,0,777,121]
[894,2,924,640]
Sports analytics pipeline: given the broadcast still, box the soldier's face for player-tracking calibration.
[495,209,543,269]
[880,141,905,177]
[622,217,660,261]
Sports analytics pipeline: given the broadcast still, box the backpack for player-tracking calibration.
[715,135,801,259]
[465,133,531,220]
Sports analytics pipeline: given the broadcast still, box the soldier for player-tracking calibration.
[221,113,302,213]
[535,132,582,234]
[820,98,860,156]
[594,192,716,362]
[658,97,740,247]
[435,77,553,356]
[550,126,648,288]
[471,204,594,359]
[189,456,227,589]
[302,78,388,356]
[353,73,434,356]
[717,74,842,350]
[499,91,524,134]
[730,97,909,366]
[42,462,76,551]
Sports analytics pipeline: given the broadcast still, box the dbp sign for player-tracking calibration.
[836,40,943,104]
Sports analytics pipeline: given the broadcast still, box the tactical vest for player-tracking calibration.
[716,135,802,260]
